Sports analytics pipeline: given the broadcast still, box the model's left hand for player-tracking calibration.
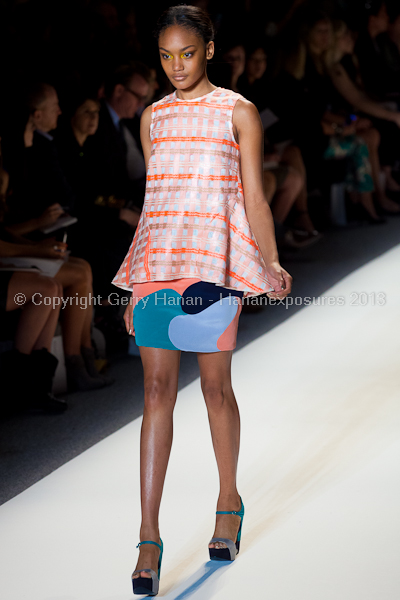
[265,261,292,299]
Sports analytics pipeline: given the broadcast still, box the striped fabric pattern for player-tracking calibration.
[112,87,273,297]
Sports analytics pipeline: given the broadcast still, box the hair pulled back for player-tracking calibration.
[154,4,214,45]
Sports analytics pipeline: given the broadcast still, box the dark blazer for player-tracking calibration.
[15,131,76,221]
[86,100,143,209]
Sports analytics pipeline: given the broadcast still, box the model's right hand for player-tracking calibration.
[124,296,135,335]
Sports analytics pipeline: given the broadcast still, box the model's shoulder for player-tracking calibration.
[232,97,260,125]
[151,91,176,110]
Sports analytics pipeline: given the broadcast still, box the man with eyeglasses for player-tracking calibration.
[90,62,151,229]
[86,62,151,349]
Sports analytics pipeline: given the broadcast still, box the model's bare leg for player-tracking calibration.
[133,346,181,579]
[197,351,242,550]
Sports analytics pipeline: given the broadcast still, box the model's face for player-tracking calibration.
[223,45,246,78]
[71,99,100,137]
[158,25,213,90]
[246,48,267,80]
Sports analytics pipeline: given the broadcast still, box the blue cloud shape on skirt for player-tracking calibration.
[168,296,238,352]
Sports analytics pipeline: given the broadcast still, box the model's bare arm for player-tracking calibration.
[233,99,292,298]
[140,105,153,169]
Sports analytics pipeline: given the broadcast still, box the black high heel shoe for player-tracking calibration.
[208,497,245,561]
[132,539,163,596]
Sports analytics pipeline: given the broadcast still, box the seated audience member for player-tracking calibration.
[238,42,321,242]
[55,91,101,256]
[0,239,67,415]
[237,44,268,106]
[327,20,400,205]
[81,64,150,331]
[13,83,76,222]
[297,12,394,222]
[355,0,390,100]
[1,168,114,392]
[375,3,400,102]
[88,62,150,219]
[0,165,66,414]
[271,12,383,224]
[221,43,246,92]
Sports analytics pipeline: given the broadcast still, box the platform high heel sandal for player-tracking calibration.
[208,497,245,561]
[132,539,163,596]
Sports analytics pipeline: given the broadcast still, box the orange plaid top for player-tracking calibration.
[112,87,273,297]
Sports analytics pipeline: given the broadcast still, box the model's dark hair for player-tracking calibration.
[154,4,214,45]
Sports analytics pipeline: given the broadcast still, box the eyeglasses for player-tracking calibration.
[124,87,147,103]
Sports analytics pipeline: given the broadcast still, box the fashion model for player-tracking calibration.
[112,5,292,596]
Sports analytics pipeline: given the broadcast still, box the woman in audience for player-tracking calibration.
[297,12,389,222]
[222,43,246,93]
[304,14,400,214]
[1,153,114,392]
[55,91,101,257]
[327,20,400,203]
[238,42,321,243]
[0,167,66,414]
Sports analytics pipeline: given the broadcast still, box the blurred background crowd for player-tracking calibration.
[1,0,400,415]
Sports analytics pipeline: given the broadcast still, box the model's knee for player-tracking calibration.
[201,380,231,411]
[143,377,176,410]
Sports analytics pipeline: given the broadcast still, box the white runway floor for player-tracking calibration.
[1,245,400,600]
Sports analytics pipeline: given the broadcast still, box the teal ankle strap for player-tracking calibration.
[136,540,163,551]
[216,498,244,518]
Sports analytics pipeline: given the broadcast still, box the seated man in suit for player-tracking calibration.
[12,83,76,224]
[89,62,150,230]
[82,63,150,349]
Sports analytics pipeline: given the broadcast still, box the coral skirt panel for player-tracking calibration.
[131,278,243,352]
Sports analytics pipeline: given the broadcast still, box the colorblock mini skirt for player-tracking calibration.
[131,278,243,352]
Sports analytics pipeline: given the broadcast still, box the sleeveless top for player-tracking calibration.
[111,87,273,298]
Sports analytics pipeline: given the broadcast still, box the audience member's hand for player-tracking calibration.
[265,261,292,300]
[342,123,357,136]
[355,118,372,131]
[119,207,140,228]
[37,204,65,228]
[35,238,68,259]
[123,297,135,336]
